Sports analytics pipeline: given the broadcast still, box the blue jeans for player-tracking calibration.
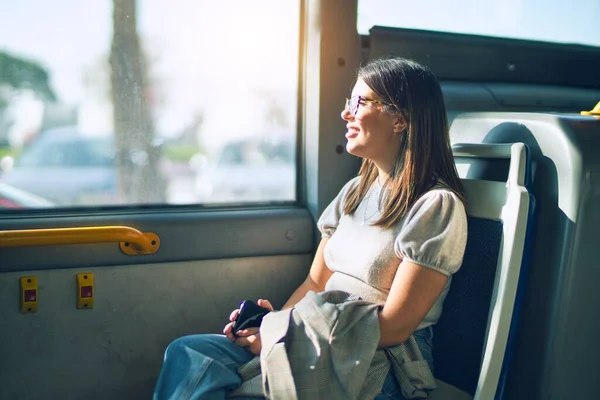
[153,327,434,400]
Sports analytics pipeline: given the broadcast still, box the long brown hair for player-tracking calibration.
[344,57,465,228]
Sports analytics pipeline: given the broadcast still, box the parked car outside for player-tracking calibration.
[194,138,296,204]
[0,126,119,206]
[0,182,54,209]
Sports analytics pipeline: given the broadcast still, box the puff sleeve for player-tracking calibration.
[394,189,468,276]
[317,177,359,238]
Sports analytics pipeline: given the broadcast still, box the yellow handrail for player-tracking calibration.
[0,226,160,255]
[581,100,600,116]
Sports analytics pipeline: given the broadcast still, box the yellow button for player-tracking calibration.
[20,276,38,313]
[76,273,94,309]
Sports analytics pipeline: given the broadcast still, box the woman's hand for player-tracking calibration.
[223,299,274,356]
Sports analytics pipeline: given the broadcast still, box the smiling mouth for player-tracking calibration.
[345,130,359,139]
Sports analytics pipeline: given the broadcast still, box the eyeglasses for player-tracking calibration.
[345,96,392,116]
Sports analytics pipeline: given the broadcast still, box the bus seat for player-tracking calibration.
[429,143,535,400]
[428,379,473,400]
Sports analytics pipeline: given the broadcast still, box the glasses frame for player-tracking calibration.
[345,95,392,116]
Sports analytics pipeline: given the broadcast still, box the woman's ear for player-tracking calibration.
[393,115,407,134]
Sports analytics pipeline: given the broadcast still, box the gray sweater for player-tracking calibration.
[230,290,437,400]
[317,177,468,330]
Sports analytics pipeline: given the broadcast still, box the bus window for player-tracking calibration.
[0,0,300,209]
[358,0,600,47]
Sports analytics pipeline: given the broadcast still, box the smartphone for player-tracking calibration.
[232,300,271,335]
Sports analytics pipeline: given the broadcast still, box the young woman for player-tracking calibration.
[154,57,468,400]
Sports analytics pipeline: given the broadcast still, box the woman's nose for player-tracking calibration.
[341,107,352,121]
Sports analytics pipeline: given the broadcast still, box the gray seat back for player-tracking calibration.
[433,143,534,399]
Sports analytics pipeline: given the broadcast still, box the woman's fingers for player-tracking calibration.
[223,321,232,333]
[223,321,236,337]
[233,332,261,355]
[233,335,251,348]
[224,322,260,341]
[234,327,259,338]
[229,328,259,345]
[224,308,240,337]
[225,300,271,343]
[229,309,240,322]
[257,299,274,311]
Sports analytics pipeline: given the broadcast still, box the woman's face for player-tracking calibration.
[341,78,404,168]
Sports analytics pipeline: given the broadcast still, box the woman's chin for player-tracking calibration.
[346,142,364,158]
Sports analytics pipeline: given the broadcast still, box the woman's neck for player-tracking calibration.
[375,166,392,186]
[371,149,403,186]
